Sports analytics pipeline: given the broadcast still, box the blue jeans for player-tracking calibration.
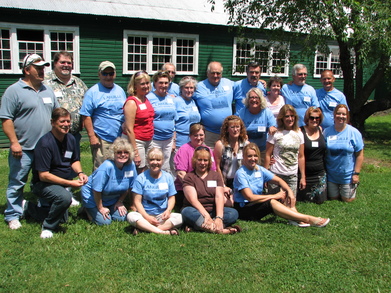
[31,182,72,231]
[86,204,127,225]
[4,150,34,222]
[181,207,238,230]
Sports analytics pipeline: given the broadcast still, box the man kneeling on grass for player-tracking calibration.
[24,108,88,238]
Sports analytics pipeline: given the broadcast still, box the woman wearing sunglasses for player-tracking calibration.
[181,146,241,234]
[296,107,327,203]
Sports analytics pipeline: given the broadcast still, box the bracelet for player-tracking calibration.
[215,216,224,221]
[78,171,85,175]
[353,172,360,175]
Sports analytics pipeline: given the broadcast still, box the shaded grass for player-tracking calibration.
[0,116,390,292]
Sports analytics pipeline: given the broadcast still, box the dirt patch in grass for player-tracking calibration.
[364,157,391,168]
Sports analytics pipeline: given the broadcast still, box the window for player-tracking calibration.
[314,46,342,78]
[0,22,80,74]
[233,38,290,76]
[123,30,199,75]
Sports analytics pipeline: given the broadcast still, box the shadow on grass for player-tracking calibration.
[365,121,391,142]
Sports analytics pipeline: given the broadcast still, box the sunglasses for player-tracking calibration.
[101,71,115,76]
[309,116,320,120]
[135,70,148,77]
[195,146,210,152]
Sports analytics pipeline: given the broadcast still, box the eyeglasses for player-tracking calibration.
[116,151,129,155]
[167,70,176,74]
[284,115,295,118]
[296,73,308,76]
[209,72,222,76]
[101,71,115,76]
[195,146,210,152]
[309,116,320,120]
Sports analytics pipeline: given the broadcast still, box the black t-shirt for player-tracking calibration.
[300,126,326,175]
[32,131,79,184]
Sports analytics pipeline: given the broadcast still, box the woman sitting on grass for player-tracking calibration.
[233,143,330,227]
[127,147,182,235]
[81,137,137,225]
[181,146,241,234]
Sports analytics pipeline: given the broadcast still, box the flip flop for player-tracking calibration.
[288,220,310,228]
[310,218,330,228]
[169,228,180,236]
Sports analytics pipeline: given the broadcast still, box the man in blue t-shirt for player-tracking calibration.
[193,61,234,148]
[281,64,319,126]
[80,61,126,170]
[25,108,88,238]
[316,70,348,128]
[0,54,59,230]
[233,61,267,113]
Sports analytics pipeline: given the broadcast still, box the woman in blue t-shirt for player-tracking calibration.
[81,138,137,225]
[234,143,330,227]
[323,104,364,202]
[127,147,182,235]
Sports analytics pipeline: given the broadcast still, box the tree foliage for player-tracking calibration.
[221,0,391,130]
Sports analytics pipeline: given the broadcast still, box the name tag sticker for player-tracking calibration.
[223,86,230,91]
[312,141,319,148]
[64,151,73,158]
[257,126,266,132]
[167,98,174,104]
[159,183,168,190]
[125,171,134,178]
[192,106,198,112]
[54,91,63,98]
[303,96,311,102]
[329,102,337,107]
[139,103,147,110]
[254,172,261,178]
[329,135,337,141]
[236,153,243,159]
[207,180,217,187]
[42,97,52,104]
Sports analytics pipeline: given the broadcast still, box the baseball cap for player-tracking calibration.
[22,54,50,68]
[98,61,116,72]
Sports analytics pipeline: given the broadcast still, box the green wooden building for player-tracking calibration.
[0,0,345,147]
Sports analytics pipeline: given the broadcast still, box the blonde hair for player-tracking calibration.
[106,137,134,165]
[242,88,267,110]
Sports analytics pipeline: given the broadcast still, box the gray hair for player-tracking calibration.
[161,63,176,71]
[206,61,223,73]
[179,76,198,92]
[106,137,134,164]
[292,64,307,76]
[243,88,267,110]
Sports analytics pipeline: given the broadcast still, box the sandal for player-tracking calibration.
[232,224,243,233]
[311,218,330,228]
[226,225,242,234]
[201,222,216,233]
[169,228,180,236]
[132,228,139,236]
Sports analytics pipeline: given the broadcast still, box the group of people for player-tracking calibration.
[1,51,364,238]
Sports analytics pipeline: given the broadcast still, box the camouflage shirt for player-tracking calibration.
[44,71,88,134]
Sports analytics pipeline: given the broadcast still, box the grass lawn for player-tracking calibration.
[0,115,390,292]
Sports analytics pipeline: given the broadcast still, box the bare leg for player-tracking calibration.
[135,218,170,234]
[157,219,174,231]
[270,199,322,225]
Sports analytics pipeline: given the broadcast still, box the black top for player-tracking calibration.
[32,131,79,184]
[300,126,326,175]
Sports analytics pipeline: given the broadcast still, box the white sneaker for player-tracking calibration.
[70,197,80,207]
[40,230,53,239]
[8,219,22,230]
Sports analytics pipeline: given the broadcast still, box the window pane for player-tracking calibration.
[127,36,148,71]
[0,29,12,70]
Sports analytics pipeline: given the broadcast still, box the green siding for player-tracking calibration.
[0,8,352,148]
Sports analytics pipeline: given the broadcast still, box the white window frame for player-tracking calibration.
[123,30,199,75]
[232,38,290,77]
[0,22,80,74]
[314,45,343,78]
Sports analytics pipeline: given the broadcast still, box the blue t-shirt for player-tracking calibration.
[233,78,266,113]
[132,169,176,215]
[237,107,276,151]
[193,78,234,134]
[234,165,275,206]
[174,96,201,147]
[33,132,79,184]
[316,88,348,129]
[80,82,126,142]
[0,79,59,150]
[281,83,319,127]
[81,160,137,208]
[147,92,177,141]
[323,125,364,184]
